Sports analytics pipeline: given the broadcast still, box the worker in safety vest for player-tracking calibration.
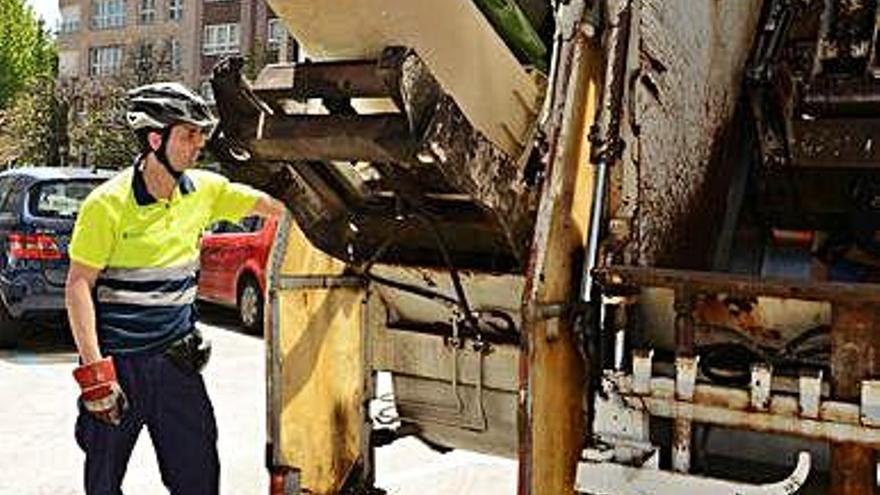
[66,82,286,495]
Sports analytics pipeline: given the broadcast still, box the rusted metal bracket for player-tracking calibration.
[251,114,414,163]
[672,356,698,473]
[750,363,773,411]
[799,369,823,419]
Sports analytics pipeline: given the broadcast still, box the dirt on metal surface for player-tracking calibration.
[614,0,764,268]
[211,52,540,271]
[829,305,880,495]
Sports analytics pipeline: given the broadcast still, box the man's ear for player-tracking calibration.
[147,130,163,151]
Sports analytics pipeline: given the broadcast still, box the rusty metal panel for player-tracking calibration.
[271,220,368,494]
[620,0,764,267]
[829,304,880,495]
[369,324,520,457]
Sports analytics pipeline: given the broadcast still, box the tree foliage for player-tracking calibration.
[62,44,178,167]
[0,0,56,109]
[2,35,274,169]
[3,75,66,166]
[64,78,139,168]
[3,43,181,168]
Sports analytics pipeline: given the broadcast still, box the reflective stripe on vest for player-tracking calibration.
[96,260,199,307]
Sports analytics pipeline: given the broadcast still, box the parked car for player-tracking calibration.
[198,214,278,332]
[0,167,116,347]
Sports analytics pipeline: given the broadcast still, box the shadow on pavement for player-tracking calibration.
[0,321,79,364]
[197,301,263,339]
[0,303,261,365]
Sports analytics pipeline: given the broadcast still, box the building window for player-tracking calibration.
[59,51,80,78]
[203,23,240,56]
[60,7,81,34]
[200,81,215,103]
[139,0,156,24]
[91,0,126,29]
[135,42,153,72]
[267,18,286,50]
[89,46,124,76]
[168,0,182,21]
[170,38,182,73]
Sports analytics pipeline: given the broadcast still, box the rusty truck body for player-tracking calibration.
[207,0,880,493]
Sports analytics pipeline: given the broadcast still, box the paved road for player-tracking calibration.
[0,305,515,495]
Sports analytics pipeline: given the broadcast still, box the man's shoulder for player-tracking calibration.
[187,168,228,185]
[185,168,230,196]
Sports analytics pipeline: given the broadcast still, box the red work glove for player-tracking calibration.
[73,357,129,426]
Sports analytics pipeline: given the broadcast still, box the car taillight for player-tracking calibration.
[8,233,62,260]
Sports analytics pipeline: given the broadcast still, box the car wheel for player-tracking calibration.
[0,301,20,349]
[238,276,264,334]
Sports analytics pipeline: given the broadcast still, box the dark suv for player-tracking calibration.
[0,167,115,347]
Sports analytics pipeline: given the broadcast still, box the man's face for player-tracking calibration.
[160,123,208,170]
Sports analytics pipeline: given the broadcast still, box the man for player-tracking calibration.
[66,82,286,495]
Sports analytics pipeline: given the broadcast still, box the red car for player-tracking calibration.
[198,215,278,332]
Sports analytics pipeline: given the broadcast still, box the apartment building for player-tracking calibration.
[56,0,297,94]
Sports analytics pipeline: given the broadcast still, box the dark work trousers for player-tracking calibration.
[75,352,219,495]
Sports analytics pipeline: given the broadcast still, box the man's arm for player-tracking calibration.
[249,193,287,218]
[66,261,102,364]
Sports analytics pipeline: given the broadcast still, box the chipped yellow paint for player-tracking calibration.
[275,221,366,494]
[521,39,603,495]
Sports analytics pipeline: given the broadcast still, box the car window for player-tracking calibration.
[209,220,244,234]
[240,215,264,232]
[0,176,32,217]
[0,177,16,216]
[208,216,264,235]
[28,179,105,219]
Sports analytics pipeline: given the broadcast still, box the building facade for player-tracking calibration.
[56,0,297,94]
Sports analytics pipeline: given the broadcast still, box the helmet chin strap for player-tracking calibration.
[155,126,182,182]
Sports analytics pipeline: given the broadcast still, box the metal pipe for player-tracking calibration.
[581,0,632,303]
[581,160,608,302]
[596,264,880,304]
[266,212,293,467]
[673,289,695,357]
[609,374,880,446]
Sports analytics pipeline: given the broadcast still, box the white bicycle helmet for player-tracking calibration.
[126,82,217,134]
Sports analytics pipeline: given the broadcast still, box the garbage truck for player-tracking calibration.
[207,0,880,493]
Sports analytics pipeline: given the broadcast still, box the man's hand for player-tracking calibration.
[250,193,287,219]
[73,357,129,426]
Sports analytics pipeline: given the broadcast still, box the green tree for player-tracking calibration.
[0,0,57,109]
[3,75,66,166]
[64,43,177,168]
